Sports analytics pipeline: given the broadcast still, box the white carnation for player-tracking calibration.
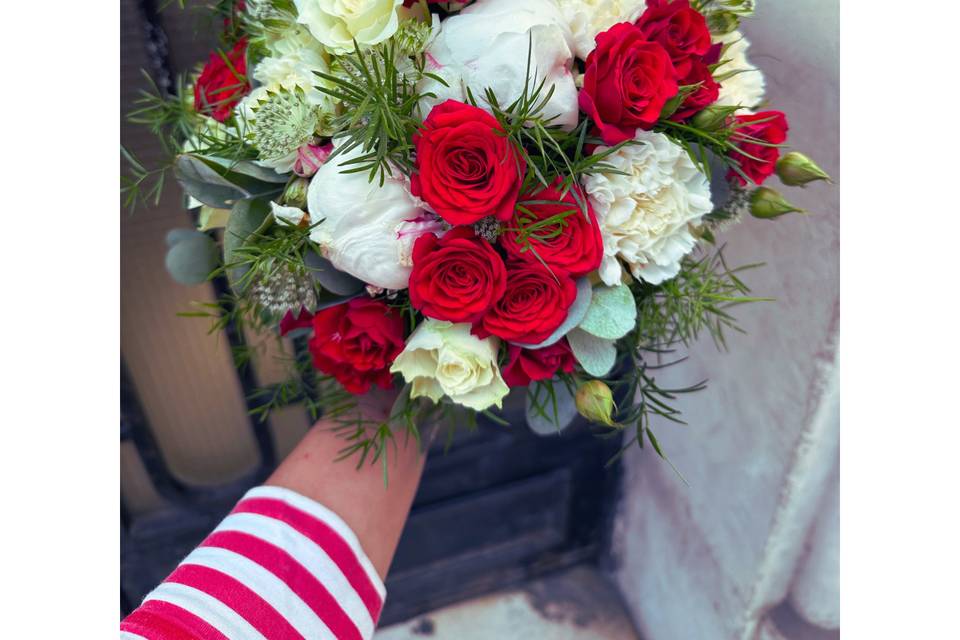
[419,0,579,130]
[583,131,712,286]
[552,0,646,59]
[293,0,403,53]
[714,31,765,112]
[306,144,438,290]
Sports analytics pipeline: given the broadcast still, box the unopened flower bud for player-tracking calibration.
[575,380,617,427]
[293,142,334,177]
[749,187,805,219]
[691,104,738,132]
[776,152,831,187]
[282,177,310,209]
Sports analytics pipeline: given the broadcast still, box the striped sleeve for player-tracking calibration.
[121,486,386,640]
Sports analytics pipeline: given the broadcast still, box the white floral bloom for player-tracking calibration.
[390,320,509,411]
[552,0,646,59]
[253,27,336,111]
[270,201,307,226]
[583,131,713,285]
[713,31,765,112]
[306,144,433,290]
[419,0,579,130]
[293,0,403,53]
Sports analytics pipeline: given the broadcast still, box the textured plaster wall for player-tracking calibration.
[610,2,839,639]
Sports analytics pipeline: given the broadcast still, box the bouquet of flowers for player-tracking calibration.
[124,0,829,466]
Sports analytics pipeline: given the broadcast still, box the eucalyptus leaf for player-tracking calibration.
[514,277,593,349]
[524,380,579,437]
[174,154,248,208]
[304,249,364,296]
[165,227,204,248]
[578,283,637,340]
[567,328,617,377]
[202,156,289,184]
[164,233,218,286]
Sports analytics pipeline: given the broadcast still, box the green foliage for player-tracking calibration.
[313,38,438,184]
[633,247,770,351]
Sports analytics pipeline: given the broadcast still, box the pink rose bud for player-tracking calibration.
[293,142,334,177]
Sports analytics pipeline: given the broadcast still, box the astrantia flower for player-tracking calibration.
[293,0,404,53]
[247,88,321,162]
[419,0,579,130]
[553,0,646,59]
[390,320,509,411]
[306,143,437,290]
[713,31,765,112]
[583,130,712,285]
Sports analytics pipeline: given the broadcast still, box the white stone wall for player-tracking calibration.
[610,2,839,638]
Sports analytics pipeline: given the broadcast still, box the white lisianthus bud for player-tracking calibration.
[749,187,805,219]
[775,152,832,187]
[390,320,509,411]
[575,380,617,426]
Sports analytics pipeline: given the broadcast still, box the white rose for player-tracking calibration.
[390,320,509,411]
[293,0,403,53]
[713,31,765,112]
[419,0,579,130]
[552,0,646,59]
[583,130,713,286]
[306,144,438,290]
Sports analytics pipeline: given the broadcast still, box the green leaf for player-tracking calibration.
[164,233,218,285]
[515,277,593,348]
[224,198,271,287]
[304,249,364,296]
[578,283,637,340]
[174,154,247,208]
[202,157,289,184]
[174,154,284,208]
[567,328,617,377]
[524,380,578,436]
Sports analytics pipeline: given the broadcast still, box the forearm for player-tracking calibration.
[266,407,428,579]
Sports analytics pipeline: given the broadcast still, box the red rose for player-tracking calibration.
[194,39,250,122]
[501,180,603,278]
[671,60,720,121]
[579,23,679,146]
[308,298,405,394]
[636,0,712,77]
[728,111,789,186]
[409,227,507,323]
[502,340,577,388]
[479,263,578,345]
[412,100,526,225]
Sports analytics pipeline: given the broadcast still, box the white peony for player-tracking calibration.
[713,31,765,112]
[418,0,579,130]
[390,320,509,411]
[552,0,646,59]
[306,144,439,290]
[293,0,403,53]
[583,131,713,286]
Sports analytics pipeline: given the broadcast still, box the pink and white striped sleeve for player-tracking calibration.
[120,486,386,640]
